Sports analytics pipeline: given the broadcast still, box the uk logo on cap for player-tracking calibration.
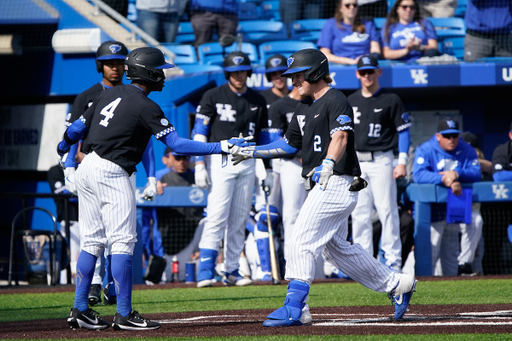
[232,56,244,65]
[446,120,456,128]
[287,57,294,67]
[270,58,283,67]
[109,44,122,54]
[362,56,371,65]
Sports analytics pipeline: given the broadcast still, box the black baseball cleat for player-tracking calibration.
[67,307,110,330]
[112,310,161,330]
[88,284,102,306]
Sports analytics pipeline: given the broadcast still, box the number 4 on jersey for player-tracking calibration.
[99,98,122,127]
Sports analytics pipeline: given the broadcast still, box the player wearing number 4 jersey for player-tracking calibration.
[348,54,412,271]
[57,47,250,331]
[230,49,417,326]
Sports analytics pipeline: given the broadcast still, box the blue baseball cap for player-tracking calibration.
[438,119,461,134]
[357,55,379,71]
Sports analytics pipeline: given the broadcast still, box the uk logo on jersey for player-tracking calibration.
[216,103,236,122]
[109,44,122,54]
[336,115,351,125]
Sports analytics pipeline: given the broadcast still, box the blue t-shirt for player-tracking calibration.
[317,18,379,60]
[381,19,437,62]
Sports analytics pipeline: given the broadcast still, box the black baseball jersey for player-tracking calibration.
[285,88,361,178]
[47,165,78,221]
[66,83,105,127]
[491,140,512,175]
[260,88,282,109]
[348,88,410,152]
[81,84,173,175]
[196,83,269,143]
[268,95,299,133]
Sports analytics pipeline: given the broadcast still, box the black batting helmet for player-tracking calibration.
[96,40,129,73]
[223,51,252,79]
[281,49,329,84]
[264,54,288,82]
[125,47,174,83]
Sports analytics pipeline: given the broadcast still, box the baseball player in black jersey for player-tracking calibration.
[62,41,129,306]
[230,49,417,326]
[57,47,250,331]
[260,54,290,108]
[192,51,271,288]
[491,121,512,181]
[348,55,412,271]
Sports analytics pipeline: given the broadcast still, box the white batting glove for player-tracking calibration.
[307,158,335,191]
[220,134,254,153]
[231,145,256,166]
[64,167,78,196]
[262,170,273,195]
[142,177,157,201]
[195,163,211,189]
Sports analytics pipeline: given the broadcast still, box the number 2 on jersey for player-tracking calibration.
[314,135,322,152]
[99,98,122,127]
[368,123,381,138]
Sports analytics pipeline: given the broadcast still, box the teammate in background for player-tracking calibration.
[58,47,249,330]
[260,54,290,108]
[462,132,493,182]
[413,119,483,276]
[63,40,129,306]
[491,121,512,181]
[231,49,417,326]
[193,51,271,288]
[348,54,411,271]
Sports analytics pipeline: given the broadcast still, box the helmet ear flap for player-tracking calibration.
[247,69,252,78]
[96,60,103,73]
[224,71,230,80]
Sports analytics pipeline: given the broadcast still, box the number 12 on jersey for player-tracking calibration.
[368,123,381,138]
[99,98,122,127]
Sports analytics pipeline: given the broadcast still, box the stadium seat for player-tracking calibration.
[175,22,195,44]
[238,2,260,21]
[454,0,467,18]
[440,37,464,60]
[236,20,288,45]
[261,0,281,21]
[259,40,317,64]
[161,44,198,64]
[289,19,327,43]
[427,17,466,39]
[197,41,259,66]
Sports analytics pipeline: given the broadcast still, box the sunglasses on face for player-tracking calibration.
[442,133,459,139]
[174,155,191,161]
[400,5,416,10]
[358,69,376,76]
[344,3,358,8]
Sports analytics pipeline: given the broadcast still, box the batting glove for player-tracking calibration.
[64,167,78,196]
[220,134,254,154]
[307,158,335,191]
[262,170,273,195]
[142,177,157,201]
[57,143,68,170]
[195,163,211,189]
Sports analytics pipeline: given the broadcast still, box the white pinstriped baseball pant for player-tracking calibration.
[199,154,255,273]
[351,150,402,268]
[286,174,400,292]
[75,151,137,257]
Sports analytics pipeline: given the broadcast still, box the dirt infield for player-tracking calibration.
[2,277,512,339]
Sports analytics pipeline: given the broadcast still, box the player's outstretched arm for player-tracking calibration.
[231,138,299,166]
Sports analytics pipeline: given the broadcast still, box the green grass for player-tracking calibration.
[1,278,512,323]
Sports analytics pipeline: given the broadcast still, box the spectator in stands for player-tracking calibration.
[189,0,238,47]
[136,0,187,43]
[382,0,440,62]
[280,0,326,36]
[491,121,512,181]
[318,0,381,65]
[464,0,512,61]
[260,54,290,108]
[462,132,493,181]
[417,0,458,18]
[413,118,483,276]
[357,0,388,20]
[104,0,128,17]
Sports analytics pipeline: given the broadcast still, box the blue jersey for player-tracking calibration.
[382,19,437,62]
[317,18,379,59]
[413,135,481,185]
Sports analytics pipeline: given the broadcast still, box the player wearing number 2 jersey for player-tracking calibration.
[57,47,250,331]
[348,54,411,271]
[230,49,417,326]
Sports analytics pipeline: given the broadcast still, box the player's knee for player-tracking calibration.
[111,242,135,256]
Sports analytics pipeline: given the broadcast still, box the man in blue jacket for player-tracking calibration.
[413,119,483,276]
[464,0,512,61]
